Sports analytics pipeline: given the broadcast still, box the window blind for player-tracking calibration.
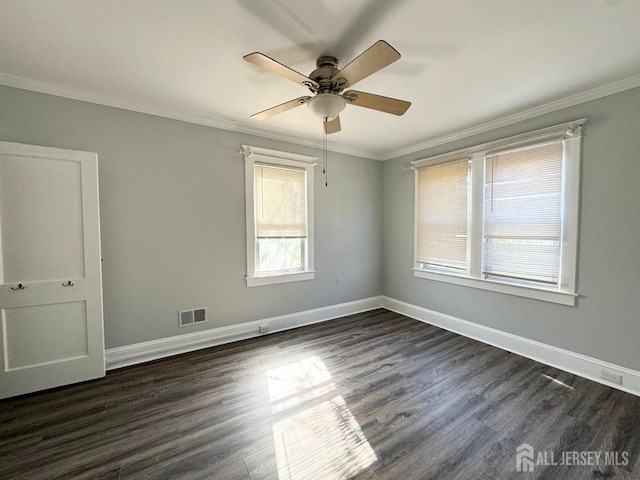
[483,141,563,286]
[254,163,306,238]
[417,159,469,271]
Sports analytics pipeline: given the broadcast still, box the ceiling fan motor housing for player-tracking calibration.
[310,56,341,93]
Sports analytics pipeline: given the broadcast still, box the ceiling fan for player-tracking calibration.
[243,40,411,134]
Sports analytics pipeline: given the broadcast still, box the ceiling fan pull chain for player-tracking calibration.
[323,119,328,186]
[323,125,326,175]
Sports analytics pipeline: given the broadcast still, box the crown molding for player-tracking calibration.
[0,72,378,160]
[381,73,640,161]
[2,71,639,163]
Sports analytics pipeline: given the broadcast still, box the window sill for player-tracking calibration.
[246,270,315,287]
[413,269,577,306]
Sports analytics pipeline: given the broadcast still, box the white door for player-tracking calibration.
[0,141,104,399]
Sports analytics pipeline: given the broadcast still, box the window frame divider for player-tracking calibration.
[468,153,484,278]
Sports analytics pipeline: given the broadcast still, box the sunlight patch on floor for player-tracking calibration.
[267,356,332,403]
[271,382,337,414]
[267,356,377,480]
[541,373,575,390]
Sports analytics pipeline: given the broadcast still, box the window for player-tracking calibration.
[416,159,469,273]
[241,145,315,287]
[483,141,563,286]
[413,119,585,305]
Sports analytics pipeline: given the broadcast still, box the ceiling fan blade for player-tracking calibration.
[324,116,341,134]
[331,40,400,89]
[244,52,319,90]
[343,90,411,116]
[251,96,311,120]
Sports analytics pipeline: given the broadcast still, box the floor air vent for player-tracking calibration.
[179,307,207,327]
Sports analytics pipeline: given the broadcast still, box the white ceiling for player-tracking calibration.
[1,0,639,159]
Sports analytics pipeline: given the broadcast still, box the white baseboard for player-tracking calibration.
[106,294,640,397]
[106,296,383,370]
[382,296,640,397]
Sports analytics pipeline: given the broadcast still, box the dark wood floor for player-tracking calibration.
[2,309,640,479]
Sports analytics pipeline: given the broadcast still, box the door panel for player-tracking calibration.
[0,154,85,283]
[3,301,88,370]
[0,141,104,399]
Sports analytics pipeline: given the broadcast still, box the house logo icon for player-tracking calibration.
[516,443,535,472]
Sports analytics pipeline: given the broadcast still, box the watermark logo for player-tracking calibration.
[516,444,535,472]
[515,443,629,473]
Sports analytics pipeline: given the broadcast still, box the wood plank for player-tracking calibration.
[1,309,639,479]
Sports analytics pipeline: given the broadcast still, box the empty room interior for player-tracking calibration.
[1,1,640,479]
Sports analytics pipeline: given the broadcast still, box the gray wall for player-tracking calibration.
[0,85,382,349]
[383,87,640,371]
[3,83,639,372]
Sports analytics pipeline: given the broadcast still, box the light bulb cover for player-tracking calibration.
[307,93,346,121]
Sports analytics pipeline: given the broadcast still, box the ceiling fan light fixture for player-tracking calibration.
[307,93,346,121]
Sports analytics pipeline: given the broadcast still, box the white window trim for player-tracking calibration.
[240,145,317,287]
[412,269,578,306]
[412,118,587,306]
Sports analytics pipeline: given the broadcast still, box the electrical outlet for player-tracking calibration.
[335,277,342,286]
[601,370,623,385]
[259,324,269,334]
